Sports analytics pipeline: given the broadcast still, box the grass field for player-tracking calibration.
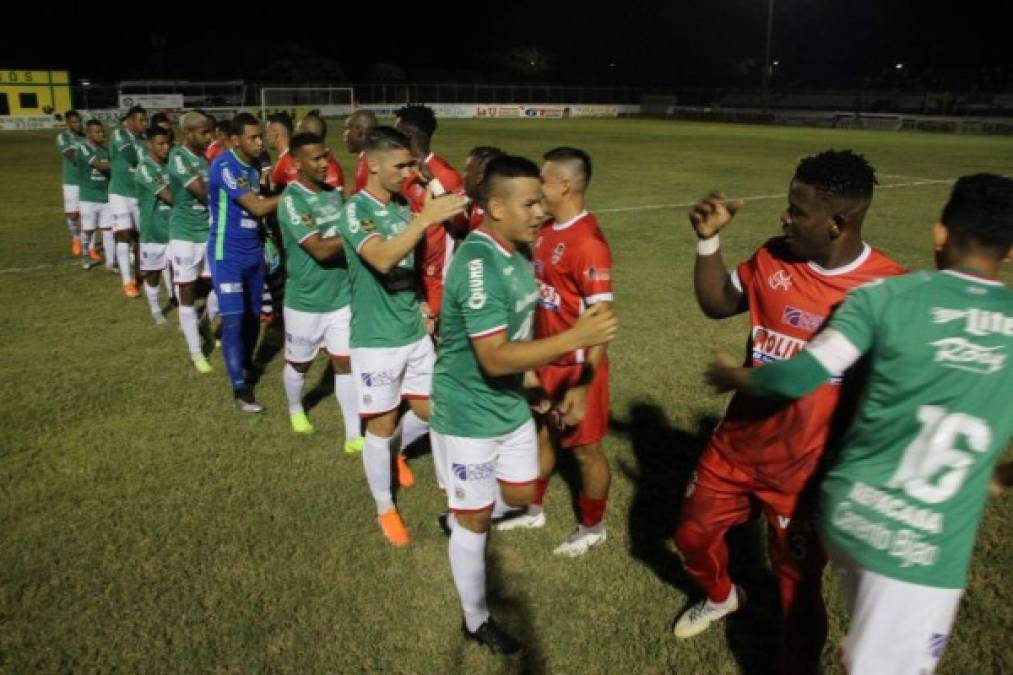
[2,118,1012,674]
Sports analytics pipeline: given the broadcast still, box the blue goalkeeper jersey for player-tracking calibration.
[208,149,263,261]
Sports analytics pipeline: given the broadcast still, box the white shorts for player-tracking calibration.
[168,239,210,284]
[139,243,169,272]
[350,335,435,416]
[79,201,112,231]
[108,193,140,232]
[284,305,351,362]
[432,418,538,513]
[829,547,962,675]
[62,184,80,214]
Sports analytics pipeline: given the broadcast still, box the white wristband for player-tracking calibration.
[696,235,720,256]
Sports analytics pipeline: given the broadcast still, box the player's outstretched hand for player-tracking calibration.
[523,371,552,414]
[571,302,618,348]
[704,351,750,393]
[559,385,588,426]
[689,191,744,240]
[420,183,469,226]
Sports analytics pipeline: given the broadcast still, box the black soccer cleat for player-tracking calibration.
[462,618,522,655]
[437,511,451,537]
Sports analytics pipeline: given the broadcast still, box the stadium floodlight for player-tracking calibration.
[896,63,905,70]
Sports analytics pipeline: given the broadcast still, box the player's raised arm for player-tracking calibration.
[690,191,746,318]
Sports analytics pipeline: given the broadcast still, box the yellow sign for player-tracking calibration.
[0,69,73,117]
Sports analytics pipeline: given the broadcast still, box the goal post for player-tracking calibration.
[259,87,355,119]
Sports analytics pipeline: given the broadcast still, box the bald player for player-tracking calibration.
[342,109,377,194]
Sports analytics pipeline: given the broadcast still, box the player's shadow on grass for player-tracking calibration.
[246,319,286,387]
[611,402,782,675]
[303,361,335,412]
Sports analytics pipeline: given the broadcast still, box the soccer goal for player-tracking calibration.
[259,87,355,119]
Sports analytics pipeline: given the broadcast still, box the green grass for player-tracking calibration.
[2,119,1012,674]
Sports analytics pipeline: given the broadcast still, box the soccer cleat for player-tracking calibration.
[552,525,607,557]
[395,452,415,488]
[82,259,98,270]
[494,509,546,531]
[342,436,365,454]
[377,508,410,546]
[71,239,81,256]
[234,392,264,414]
[152,312,168,326]
[290,412,314,434]
[88,249,102,262]
[192,356,213,374]
[122,282,140,298]
[462,618,522,655]
[437,511,452,537]
[673,586,743,639]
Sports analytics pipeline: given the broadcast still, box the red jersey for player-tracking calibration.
[271,149,345,192]
[204,141,225,163]
[464,203,485,234]
[352,151,368,194]
[401,153,466,316]
[713,238,906,492]
[533,211,614,366]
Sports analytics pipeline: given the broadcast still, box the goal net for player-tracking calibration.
[259,87,355,119]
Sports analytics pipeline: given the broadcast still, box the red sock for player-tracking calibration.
[579,493,607,528]
[532,478,550,506]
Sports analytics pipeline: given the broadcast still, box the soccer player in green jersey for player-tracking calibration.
[431,155,618,654]
[109,105,148,297]
[705,173,1013,674]
[167,111,216,373]
[77,120,113,270]
[134,126,176,325]
[338,127,467,546]
[276,132,362,451]
[57,110,86,256]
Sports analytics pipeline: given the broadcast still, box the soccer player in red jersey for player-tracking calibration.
[266,112,294,192]
[342,109,377,194]
[671,150,906,675]
[494,148,615,559]
[204,119,230,162]
[297,112,345,191]
[462,146,504,234]
[394,104,468,319]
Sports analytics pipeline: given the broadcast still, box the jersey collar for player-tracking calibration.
[807,243,871,276]
[551,210,589,231]
[361,188,389,206]
[942,268,1004,287]
[474,227,515,257]
[229,148,251,167]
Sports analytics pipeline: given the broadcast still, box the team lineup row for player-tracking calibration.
[54,106,1012,670]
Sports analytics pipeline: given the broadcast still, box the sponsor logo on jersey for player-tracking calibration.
[751,325,806,362]
[222,166,238,190]
[360,369,397,387]
[931,307,1013,336]
[284,331,316,347]
[467,258,486,309]
[452,461,495,481]
[768,269,792,291]
[552,243,566,264]
[929,337,1006,374]
[300,214,314,227]
[782,305,825,332]
[359,219,376,232]
[584,266,611,282]
[537,281,561,310]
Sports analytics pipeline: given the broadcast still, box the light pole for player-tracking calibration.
[761,0,775,114]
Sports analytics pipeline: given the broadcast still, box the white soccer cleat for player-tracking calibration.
[552,525,607,557]
[494,509,546,531]
[152,312,167,326]
[673,586,743,639]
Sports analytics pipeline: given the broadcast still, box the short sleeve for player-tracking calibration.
[279,192,317,245]
[214,160,251,201]
[825,280,887,356]
[339,199,381,254]
[572,236,613,304]
[453,249,510,339]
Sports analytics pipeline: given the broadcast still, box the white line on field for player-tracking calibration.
[596,178,954,214]
[0,178,957,276]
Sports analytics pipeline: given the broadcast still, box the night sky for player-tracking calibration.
[9,1,1012,89]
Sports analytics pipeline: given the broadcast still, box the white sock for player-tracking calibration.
[102,230,115,267]
[283,363,305,414]
[116,242,132,284]
[178,304,202,357]
[333,372,360,440]
[362,432,394,514]
[144,282,162,316]
[80,230,92,257]
[205,291,219,323]
[161,268,175,298]
[398,409,429,451]
[449,525,490,632]
[66,218,78,236]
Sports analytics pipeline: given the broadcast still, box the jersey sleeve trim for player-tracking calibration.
[584,292,614,305]
[354,231,381,253]
[469,325,507,340]
[805,328,863,377]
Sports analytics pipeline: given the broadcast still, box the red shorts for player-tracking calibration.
[535,357,609,448]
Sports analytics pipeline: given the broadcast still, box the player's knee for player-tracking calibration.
[330,355,351,374]
[501,482,534,508]
[572,443,606,466]
[287,360,311,374]
[455,509,491,533]
[674,520,710,557]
